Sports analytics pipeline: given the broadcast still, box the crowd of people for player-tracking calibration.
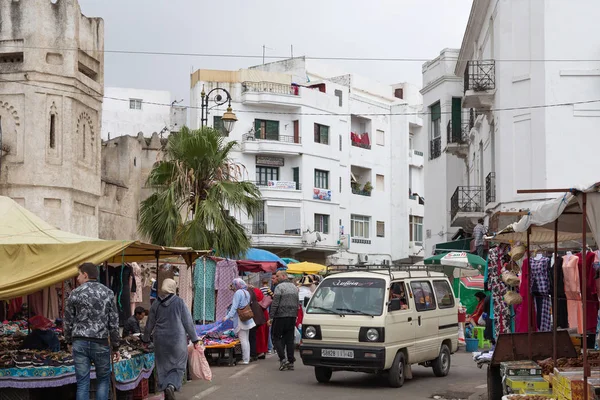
[60,262,321,400]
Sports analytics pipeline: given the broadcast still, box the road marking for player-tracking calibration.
[229,364,258,379]
[475,384,487,389]
[193,385,220,399]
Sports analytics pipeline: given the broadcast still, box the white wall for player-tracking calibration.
[101,88,172,140]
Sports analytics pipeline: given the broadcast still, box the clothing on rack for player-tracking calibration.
[99,264,136,326]
[515,258,536,333]
[551,256,569,329]
[578,252,599,334]
[179,263,194,312]
[487,247,511,337]
[563,254,582,330]
[530,255,552,332]
[193,258,216,322]
[214,259,238,320]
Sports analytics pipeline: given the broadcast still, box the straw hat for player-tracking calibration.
[510,244,526,261]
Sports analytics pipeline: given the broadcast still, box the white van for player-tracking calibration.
[299,268,458,387]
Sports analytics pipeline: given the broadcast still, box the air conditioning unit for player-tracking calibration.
[358,253,369,264]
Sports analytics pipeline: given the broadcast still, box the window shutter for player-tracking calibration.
[431,102,441,121]
[452,98,462,139]
[314,123,319,142]
[254,119,261,138]
[266,120,279,140]
[322,125,329,144]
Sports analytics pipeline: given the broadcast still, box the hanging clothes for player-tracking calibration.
[563,254,582,330]
[578,252,599,334]
[530,256,552,332]
[130,263,143,303]
[104,264,136,326]
[214,259,238,320]
[179,263,194,312]
[193,258,216,322]
[551,256,569,329]
[487,247,511,338]
[515,258,536,333]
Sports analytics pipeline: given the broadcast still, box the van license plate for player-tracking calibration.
[321,349,354,358]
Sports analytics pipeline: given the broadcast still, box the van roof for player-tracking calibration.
[323,270,447,281]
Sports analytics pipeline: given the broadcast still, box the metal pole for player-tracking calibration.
[582,192,588,400]
[553,219,558,364]
[527,227,532,360]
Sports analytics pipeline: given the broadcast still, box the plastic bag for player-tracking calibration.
[295,326,302,345]
[188,344,212,381]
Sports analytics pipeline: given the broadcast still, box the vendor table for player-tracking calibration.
[204,341,240,367]
[0,352,154,391]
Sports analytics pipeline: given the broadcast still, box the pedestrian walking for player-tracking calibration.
[144,278,200,400]
[222,278,256,365]
[64,263,121,400]
[270,270,299,371]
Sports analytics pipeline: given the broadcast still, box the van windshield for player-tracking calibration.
[307,277,386,316]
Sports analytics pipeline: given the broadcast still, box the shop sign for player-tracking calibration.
[313,188,331,201]
[256,156,284,167]
[267,180,296,190]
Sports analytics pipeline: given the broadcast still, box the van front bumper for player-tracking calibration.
[299,343,386,371]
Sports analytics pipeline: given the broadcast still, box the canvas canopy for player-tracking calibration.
[0,196,205,300]
[485,182,600,246]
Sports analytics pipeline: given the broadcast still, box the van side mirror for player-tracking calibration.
[304,297,310,307]
[388,298,401,312]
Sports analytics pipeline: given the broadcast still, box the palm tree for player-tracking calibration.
[138,126,262,257]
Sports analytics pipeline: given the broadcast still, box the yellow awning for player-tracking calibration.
[0,196,206,300]
[286,261,326,275]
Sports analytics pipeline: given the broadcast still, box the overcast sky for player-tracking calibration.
[79,0,472,104]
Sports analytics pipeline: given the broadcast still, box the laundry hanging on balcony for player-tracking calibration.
[350,132,371,149]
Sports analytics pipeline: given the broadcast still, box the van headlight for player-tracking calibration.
[305,326,317,339]
[366,328,379,342]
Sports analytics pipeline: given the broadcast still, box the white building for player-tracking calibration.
[190,58,424,265]
[422,0,600,254]
[101,87,187,140]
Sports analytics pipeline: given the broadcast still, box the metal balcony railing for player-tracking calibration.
[446,120,468,144]
[242,81,299,96]
[429,137,441,160]
[242,133,300,144]
[451,186,483,221]
[244,222,267,235]
[486,172,496,204]
[464,60,496,93]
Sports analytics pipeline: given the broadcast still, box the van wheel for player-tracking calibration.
[315,367,333,383]
[432,344,451,377]
[388,351,406,388]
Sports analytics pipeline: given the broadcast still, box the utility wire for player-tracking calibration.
[1,77,599,117]
[1,44,600,63]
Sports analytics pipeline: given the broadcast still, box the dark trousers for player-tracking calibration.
[272,317,296,363]
[249,326,257,358]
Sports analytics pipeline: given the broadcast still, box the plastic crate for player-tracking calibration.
[133,378,149,400]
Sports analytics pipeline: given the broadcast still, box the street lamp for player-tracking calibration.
[200,85,237,134]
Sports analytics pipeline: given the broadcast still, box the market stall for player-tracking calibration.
[479,183,600,400]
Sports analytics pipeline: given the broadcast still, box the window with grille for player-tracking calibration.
[314,123,329,144]
[314,214,330,234]
[314,169,329,189]
[351,214,370,239]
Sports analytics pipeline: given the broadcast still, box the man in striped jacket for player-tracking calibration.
[269,271,299,371]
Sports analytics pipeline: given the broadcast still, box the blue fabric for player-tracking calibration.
[73,340,111,400]
[240,248,288,266]
[195,320,233,336]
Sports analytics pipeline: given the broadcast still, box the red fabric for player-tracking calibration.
[577,252,599,333]
[471,301,485,324]
[8,298,23,320]
[296,305,303,327]
[256,309,269,354]
[515,258,537,333]
[237,261,281,273]
[29,315,53,330]
[362,133,370,145]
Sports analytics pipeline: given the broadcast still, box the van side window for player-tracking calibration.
[410,281,437,312]
[389,282,409,310]
[432,280,455,309]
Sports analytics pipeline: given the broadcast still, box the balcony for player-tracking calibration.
[446,119,469,158]
[485,172,496,205]
[240,133,301,155]
[251,180,303,201]
[244,222,267,235]
[244,222,304,248]
[429,137,441,160]
[350,166,372,197]
[241,81,301,108]
[450,186,485,227]
[463,60,496,109]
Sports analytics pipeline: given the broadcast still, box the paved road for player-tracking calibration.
[178,351,487,400]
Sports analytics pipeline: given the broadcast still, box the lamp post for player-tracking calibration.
[200,85,237,134]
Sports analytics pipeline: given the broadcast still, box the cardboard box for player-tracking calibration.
[502,360,543,377]
[506,376,550,391]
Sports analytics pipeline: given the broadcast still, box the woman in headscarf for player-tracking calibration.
[222,278,256,365]
[144,279,200,400]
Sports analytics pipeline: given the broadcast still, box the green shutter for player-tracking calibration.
[452,98,462,138]
[266,120,279,140]
[322,125,329,144]
[431,102,441,121]
[254,119,261,138]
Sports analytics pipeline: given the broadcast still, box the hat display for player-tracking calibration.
[510,243,526,261]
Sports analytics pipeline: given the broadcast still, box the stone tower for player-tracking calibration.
[0,0,104,237]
